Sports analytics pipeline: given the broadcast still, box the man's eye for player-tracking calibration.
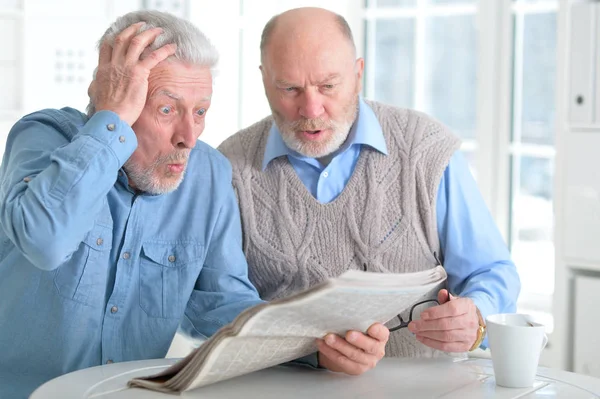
[196,108,206,116]
[324,84,335,90]
[284,87,296,92]
[160,106,172,114]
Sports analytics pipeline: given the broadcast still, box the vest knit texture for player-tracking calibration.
[219,100,462,357]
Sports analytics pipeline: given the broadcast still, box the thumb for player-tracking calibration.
[438,289,451,304]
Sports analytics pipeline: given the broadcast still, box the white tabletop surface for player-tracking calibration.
[30,357,600,398]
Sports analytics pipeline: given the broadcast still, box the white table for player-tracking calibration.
[30,357,600,398]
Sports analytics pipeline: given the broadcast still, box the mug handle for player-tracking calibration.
[541,333,549,350]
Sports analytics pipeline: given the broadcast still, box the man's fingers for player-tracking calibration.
[139,43,177,70]
[367,323,390,343]
[415,328,475,343]
[409,314,475,333]
[317,328,387,375]
[415,335,472,353]
[437,289,450,304]
[421,297,471,320]
[323,334,375,366]
[125,27,164,63]
[317,339,372,375]
[111,21,146,62]
[342,330,385,358]
[98,41,112,65]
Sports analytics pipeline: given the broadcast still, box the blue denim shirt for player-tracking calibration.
[0,108,263,398]
[263,99,520,342]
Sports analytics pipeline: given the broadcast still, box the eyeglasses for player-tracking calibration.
[387,299,440,332]
[362,262,440,333]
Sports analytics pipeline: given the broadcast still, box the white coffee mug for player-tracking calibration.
[486,313,548,388]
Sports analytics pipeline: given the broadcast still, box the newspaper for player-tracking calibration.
[128,266,447,393]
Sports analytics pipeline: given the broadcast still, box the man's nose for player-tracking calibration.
[299,89,325,120]
[173,114,199,149]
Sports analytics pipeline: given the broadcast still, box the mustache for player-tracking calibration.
[156,150,190,165]
[287,118,334,131]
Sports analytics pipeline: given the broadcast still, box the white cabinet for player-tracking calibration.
[554,0,600,374]
[568,2,600,126]
[573,274,600,377]
[563,132,600,263]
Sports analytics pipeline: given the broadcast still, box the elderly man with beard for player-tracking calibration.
[218,7,520,365]
[0,10,390,399]
[0,10,260,399]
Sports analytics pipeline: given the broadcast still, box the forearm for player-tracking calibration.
[0,110,136,270]
[459,261,520,322]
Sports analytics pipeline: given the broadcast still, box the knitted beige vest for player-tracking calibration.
[219,100,461,357]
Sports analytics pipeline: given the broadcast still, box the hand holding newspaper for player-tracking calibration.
[128,266,447,393]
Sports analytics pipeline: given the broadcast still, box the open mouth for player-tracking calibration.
[299,129,327,140]
[167,163,185,174]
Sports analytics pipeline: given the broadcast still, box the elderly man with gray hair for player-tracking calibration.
[0,10,389,398]
[219,6,520,367]
[0,10,261,398]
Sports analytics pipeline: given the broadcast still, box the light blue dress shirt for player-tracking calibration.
[0,108,263,398]
[263,99,520,345]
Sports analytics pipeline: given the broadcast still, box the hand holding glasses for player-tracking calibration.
[387,298,442,332]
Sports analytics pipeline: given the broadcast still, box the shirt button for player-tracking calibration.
[107,123,115,131]
[23,176,32,183]
[106,359,114,364]
[122,252,130,260]
[322,171,329,178]
[168,255,176,263]
[119,135,126,143]
[110,306,118,314]
[96,238,103,246]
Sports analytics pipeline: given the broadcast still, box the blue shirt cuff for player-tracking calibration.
[82,111,137,168]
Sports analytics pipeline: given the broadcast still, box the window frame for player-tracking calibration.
[362,0,558,327]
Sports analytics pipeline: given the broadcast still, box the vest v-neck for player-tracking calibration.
[274,146,374,211]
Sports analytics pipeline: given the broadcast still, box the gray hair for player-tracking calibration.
[260,12,356,63]
[87,10,218,116]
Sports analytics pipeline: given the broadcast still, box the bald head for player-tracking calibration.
[258,7,364,160]
[260,7,356,65]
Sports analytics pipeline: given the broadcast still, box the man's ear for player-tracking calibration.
[259,64,270,86]
[87,80,95,100]
[355,58,365,93]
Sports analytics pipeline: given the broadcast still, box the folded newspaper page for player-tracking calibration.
[128,266,447,393]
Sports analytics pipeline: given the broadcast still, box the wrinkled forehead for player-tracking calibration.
[146,61,213,101]
[265,38,355,79]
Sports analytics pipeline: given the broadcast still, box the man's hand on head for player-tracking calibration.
[88,22,177,127]
[316,322,388,375]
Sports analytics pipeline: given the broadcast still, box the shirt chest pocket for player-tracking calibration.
[54,223,113,307]
[139,241,205,319]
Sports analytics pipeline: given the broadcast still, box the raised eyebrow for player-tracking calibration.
[151,91,212,104]
[151,90,182,101]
